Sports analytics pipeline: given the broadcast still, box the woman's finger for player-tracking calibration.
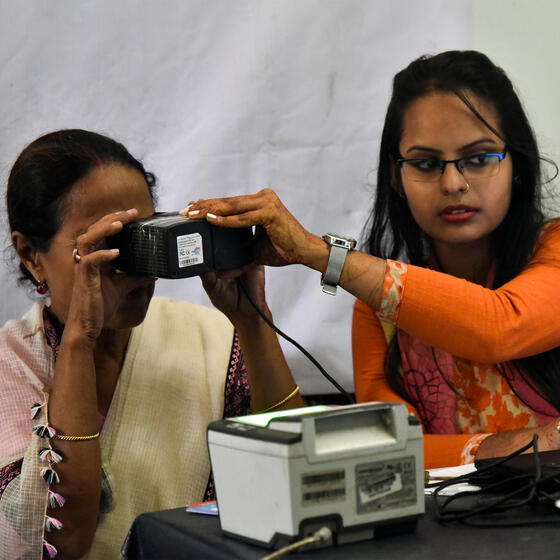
[88,208,139,235]
[182,188,281,222]
[199,270,218,290]
[204,209,278,229]
[85,207,138,239]
[75,208,138,256]
[73,248,121,270]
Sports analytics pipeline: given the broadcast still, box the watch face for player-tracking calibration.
[325,233,357,250]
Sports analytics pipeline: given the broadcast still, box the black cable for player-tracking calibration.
[432,435,560,527]
[236,277,355,404]
[426,437,536,490]
[435,441,542,518]
[437,472,560,528]
[437,476,541,522]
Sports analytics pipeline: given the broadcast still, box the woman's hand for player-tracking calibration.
[201,264,305,414]
[64,208,139,343]
[186,192,307,413]
[475,417,560,460]
[200,266,267,327]
[182,189,329,272]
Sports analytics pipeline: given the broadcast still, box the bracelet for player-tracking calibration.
[44,400,100,441]
[54,432,100,441]
[254,385,300,414]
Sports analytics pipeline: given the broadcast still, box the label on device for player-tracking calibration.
[356,456,417,513]
[177,233,204,268]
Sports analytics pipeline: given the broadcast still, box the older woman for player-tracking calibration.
[0,129,303,559]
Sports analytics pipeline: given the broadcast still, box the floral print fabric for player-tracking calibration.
[378,259,557,461]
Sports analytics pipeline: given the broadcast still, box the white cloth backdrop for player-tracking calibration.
[0,1,471,393]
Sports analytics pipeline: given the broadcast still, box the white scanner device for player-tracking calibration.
[207,401,424,549]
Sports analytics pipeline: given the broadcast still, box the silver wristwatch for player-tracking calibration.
[321,233,357,295]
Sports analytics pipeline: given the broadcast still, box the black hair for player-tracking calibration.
[365,50,560,413]
[6,129,156,285]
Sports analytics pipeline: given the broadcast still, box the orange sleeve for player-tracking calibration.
[387,220,560,362]
[352,298,404,405]
[422,434,477,469]
[352,299,480,468]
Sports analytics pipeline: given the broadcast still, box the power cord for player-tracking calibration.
[259,527,333,560]
[237,277,354,403]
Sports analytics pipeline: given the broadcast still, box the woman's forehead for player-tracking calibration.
[60,164,154,233]
[399,91,502,152]
[72,164,151,207]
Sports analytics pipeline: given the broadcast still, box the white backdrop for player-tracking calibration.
[0,1,471,393]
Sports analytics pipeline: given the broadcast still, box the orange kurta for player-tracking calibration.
[353,220,560,468]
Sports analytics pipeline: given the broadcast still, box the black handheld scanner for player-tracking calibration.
[106,212,255,278]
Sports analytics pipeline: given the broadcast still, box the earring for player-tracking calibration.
[36,281,48,295]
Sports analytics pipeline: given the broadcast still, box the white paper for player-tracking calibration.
[424,463,480,495]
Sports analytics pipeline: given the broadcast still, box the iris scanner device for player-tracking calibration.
[107,212,255,278]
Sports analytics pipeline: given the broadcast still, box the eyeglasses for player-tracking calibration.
[396,148,508,183]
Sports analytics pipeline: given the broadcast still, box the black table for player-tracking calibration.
[124,498,560,560]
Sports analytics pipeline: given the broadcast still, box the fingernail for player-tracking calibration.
[188,210,200,217]
[111,249,119,255]
[111,221,122,227]
[127,208,137,214]
[179,205,191,216]
[207,213,217,219]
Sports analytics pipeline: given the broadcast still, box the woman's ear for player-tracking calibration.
[11,231,43,282]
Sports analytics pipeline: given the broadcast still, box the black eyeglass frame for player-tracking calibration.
[395,147,509,179]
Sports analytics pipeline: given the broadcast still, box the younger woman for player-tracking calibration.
[187,50,560,469]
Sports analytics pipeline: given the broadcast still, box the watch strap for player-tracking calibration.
[321,244,348,295]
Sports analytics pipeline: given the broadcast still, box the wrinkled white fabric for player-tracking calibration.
[0,297,233,559]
